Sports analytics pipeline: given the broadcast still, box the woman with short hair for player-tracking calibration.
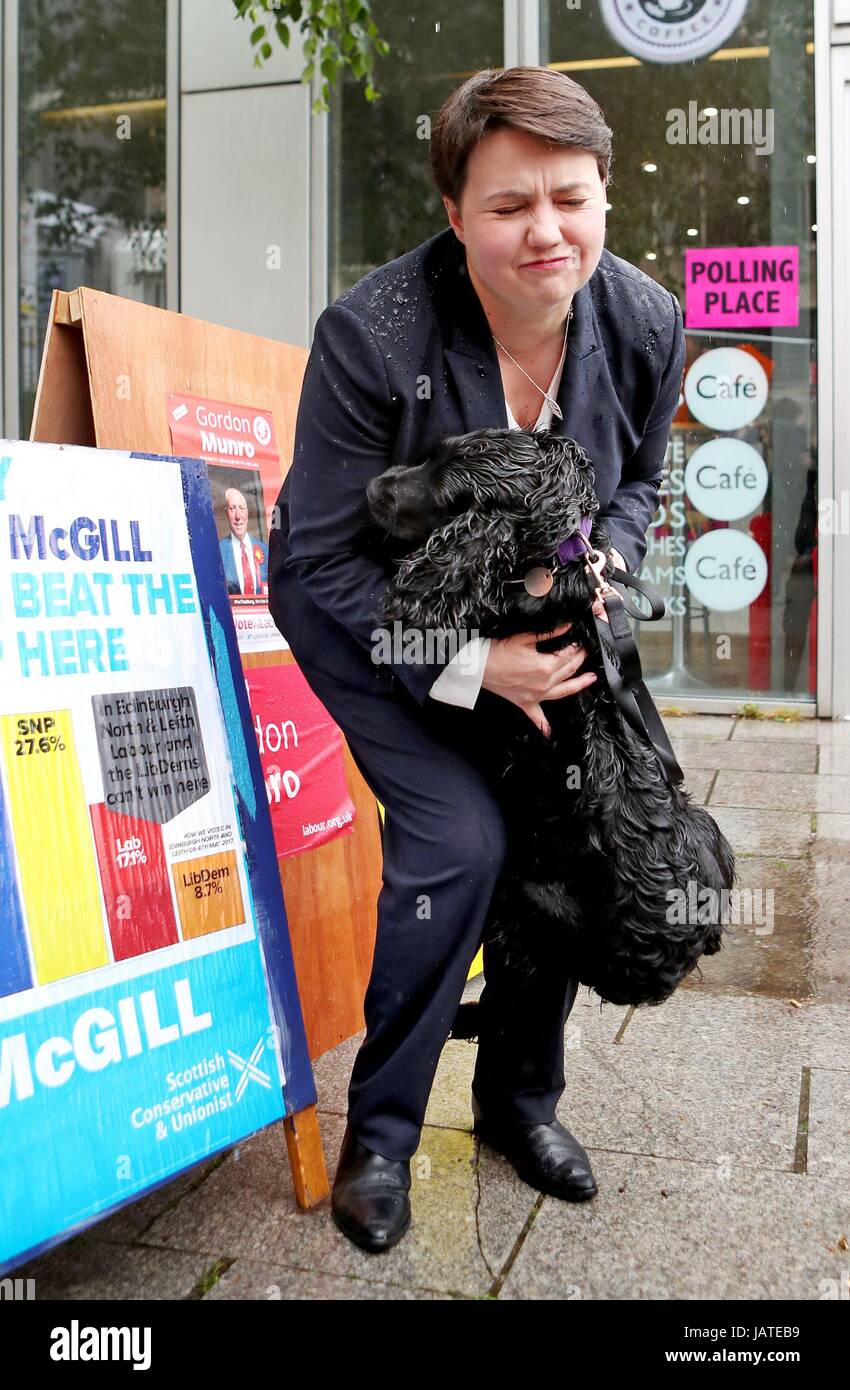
[269,65,685,1253]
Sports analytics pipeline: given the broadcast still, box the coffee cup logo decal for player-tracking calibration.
[600,0,750,65]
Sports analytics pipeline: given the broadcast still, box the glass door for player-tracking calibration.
[542,0,818,703]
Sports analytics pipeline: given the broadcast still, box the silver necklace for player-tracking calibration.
[491,303,572,423]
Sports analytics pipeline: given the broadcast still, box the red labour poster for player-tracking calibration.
[243,664,356,858]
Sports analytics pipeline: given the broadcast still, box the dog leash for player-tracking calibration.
[581,546,684,786]
[504,526,684,785]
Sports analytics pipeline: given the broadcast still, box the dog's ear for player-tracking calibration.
[378,510,519,629]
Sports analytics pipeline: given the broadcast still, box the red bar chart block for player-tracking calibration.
[90,803,179,961]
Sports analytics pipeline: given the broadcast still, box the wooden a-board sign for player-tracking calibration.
[29,288,386,1105]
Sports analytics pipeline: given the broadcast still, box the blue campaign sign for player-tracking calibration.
[0,440,316,1274]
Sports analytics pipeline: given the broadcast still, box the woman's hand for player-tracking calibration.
[481,621,597,739]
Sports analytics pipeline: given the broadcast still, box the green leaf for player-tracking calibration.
[236,0,388,110]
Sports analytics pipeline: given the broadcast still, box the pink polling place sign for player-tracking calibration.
[685,245,799,329]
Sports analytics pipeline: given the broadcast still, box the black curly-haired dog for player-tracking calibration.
[366,426,737,1008]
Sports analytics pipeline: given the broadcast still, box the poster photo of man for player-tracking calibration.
[167,392,285,655]
[212,469,269,601]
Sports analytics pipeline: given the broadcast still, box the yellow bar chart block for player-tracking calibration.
[0,709,108,984]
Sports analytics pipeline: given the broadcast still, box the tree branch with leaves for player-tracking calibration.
[232,0,390,114]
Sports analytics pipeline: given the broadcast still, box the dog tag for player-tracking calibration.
[524,566,554,597]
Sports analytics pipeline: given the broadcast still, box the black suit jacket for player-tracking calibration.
[269,225,685,707]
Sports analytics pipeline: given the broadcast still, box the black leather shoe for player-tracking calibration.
[471,1094,598,1201]
[331,1123,412,1252]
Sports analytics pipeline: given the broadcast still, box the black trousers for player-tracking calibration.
[279,581,581,1162]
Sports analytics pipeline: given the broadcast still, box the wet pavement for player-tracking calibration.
[13,713,850,1300]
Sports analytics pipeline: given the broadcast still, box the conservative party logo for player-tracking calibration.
[600,0,750,65]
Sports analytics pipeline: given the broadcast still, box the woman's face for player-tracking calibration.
[443,126,607,319]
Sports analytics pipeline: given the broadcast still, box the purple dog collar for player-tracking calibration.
[555,515,593,563]
[505,514,596,597]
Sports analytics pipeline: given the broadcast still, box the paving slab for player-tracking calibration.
[709,807,814,857]
[818,744,850,775]
[806,857,850,1000]
[18,1238,211,1301]
[205,1259,455,1300]
[423,1040,478,1130]
[815,813,850,843]
[498,1152,850,1300]
[310,1033,361,1119]
[816,720,850,744]
[807,1068,850,1180]
[672,739,816,773]
[137,1112,538,1300]
[659,715,736,741]
[666,856,816,1000]
[555,1038,801,1173]
[713,771,850,814]
[679,768,714,803]
[613,991,850,1071]
[729,719,818,742]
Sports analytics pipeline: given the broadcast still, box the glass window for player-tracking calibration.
[18,0,167,434]
[543,0,818,701]
[328,2,504,299]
